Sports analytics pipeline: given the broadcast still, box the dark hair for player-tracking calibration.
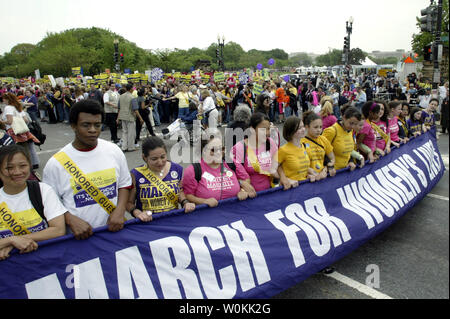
[138,88,145,97]
[302,110,320,126]
[0,145,31,187]
[429,98,439,105]
[69,99,104,125]
[410,107,423,122]
[388,100,401,112]
[249,112,269,129]
[188,101,197,111]
[401,101,410,109]
[283,116,301,141]
[342,106,362,121]
[377,100,389,123]
[126,83,133,91]
[362,101,381,119]
[141,136,167,157]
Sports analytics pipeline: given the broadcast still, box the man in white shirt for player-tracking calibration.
[419,88,432,109]
[103,84,120,144]
[43,99,132,239]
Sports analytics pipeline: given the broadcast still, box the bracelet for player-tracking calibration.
[180,199,189,207]
[327,165,335,169]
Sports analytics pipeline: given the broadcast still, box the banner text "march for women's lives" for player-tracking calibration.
[0,129,444,299]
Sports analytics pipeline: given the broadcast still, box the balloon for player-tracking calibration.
[268,58,275,66]
[257,63,263,70]
[283,75,290,82]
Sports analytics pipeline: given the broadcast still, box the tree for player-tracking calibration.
[315,49,343,66]
[348,48,367,65]
[288,53,313,67]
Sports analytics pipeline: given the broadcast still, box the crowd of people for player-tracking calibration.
[0,69,448,260]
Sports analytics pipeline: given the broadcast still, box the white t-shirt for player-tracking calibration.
[42,138,132,229]
[1,105,28,130]
[0,183,66,238]
[202,96,216,113]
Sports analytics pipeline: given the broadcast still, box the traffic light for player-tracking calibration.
[343,36,349,51]
[216,48,220,58]
[120,53,124,63]
[420,5,437,33]
[114,52,118,63]
[423,44,432,61]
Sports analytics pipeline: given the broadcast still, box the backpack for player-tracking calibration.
[193,162,237,183]
[338,94,348,106]
[28,120,46,147]
[26,180,47,224]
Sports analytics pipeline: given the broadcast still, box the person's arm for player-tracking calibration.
[125,173,152,222]
[0,236,38,260]
[185,193,218,208]
[178,190,195,213]
[65,212,93,240]
[107,187,129,232]
[21,215,66,242]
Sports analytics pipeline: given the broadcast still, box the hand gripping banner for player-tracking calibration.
[0,129,445,299]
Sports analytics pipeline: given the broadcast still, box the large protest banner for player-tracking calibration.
[0,129,445,299]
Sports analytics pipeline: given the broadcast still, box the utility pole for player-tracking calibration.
[432,0,443,89]
[113,39,120,72]
[217,35,225,72]
[342,17,354,76]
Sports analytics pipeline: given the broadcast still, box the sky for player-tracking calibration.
[0,0,431,56]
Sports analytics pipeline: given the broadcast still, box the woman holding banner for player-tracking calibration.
[322,106,363,171]
[0,145,66,261]
[231,112,279,193]
[301,111,336,180]
[275,116,318,190]
[127,136,195,222]
[182,135,250,207]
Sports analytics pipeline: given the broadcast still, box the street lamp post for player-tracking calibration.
[343,16,354,76]
[217,35,225,71]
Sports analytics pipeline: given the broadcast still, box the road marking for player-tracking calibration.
[37,148,61,155]
[442,155,449,169]
[426,193,449,201]
[324,271,393,299]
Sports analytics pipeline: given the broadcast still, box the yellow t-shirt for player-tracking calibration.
[322,123,354,170]
[301,135,333,173]
[175,92,190,108]
[276,142,311,181]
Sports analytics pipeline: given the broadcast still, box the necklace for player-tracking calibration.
[147,165,164,178]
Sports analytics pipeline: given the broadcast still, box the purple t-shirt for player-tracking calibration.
[182,159,247,201]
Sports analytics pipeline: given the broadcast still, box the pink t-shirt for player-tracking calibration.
[388,117,400,142]
[311,91,319,106]
[231,138,278,192]
[182,159,246,201]
[359,121,376,151]
[322,115,337,130]
[374,120,388,150]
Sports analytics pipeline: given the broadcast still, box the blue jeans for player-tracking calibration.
[284,106,292,118]
[333,105,341,120]
[152,104,161,126]
[178,107,190,119]
[56,102,64,122]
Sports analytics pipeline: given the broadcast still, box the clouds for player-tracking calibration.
[0,0,428,55]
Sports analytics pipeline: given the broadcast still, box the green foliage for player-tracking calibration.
[315,49,344,66]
